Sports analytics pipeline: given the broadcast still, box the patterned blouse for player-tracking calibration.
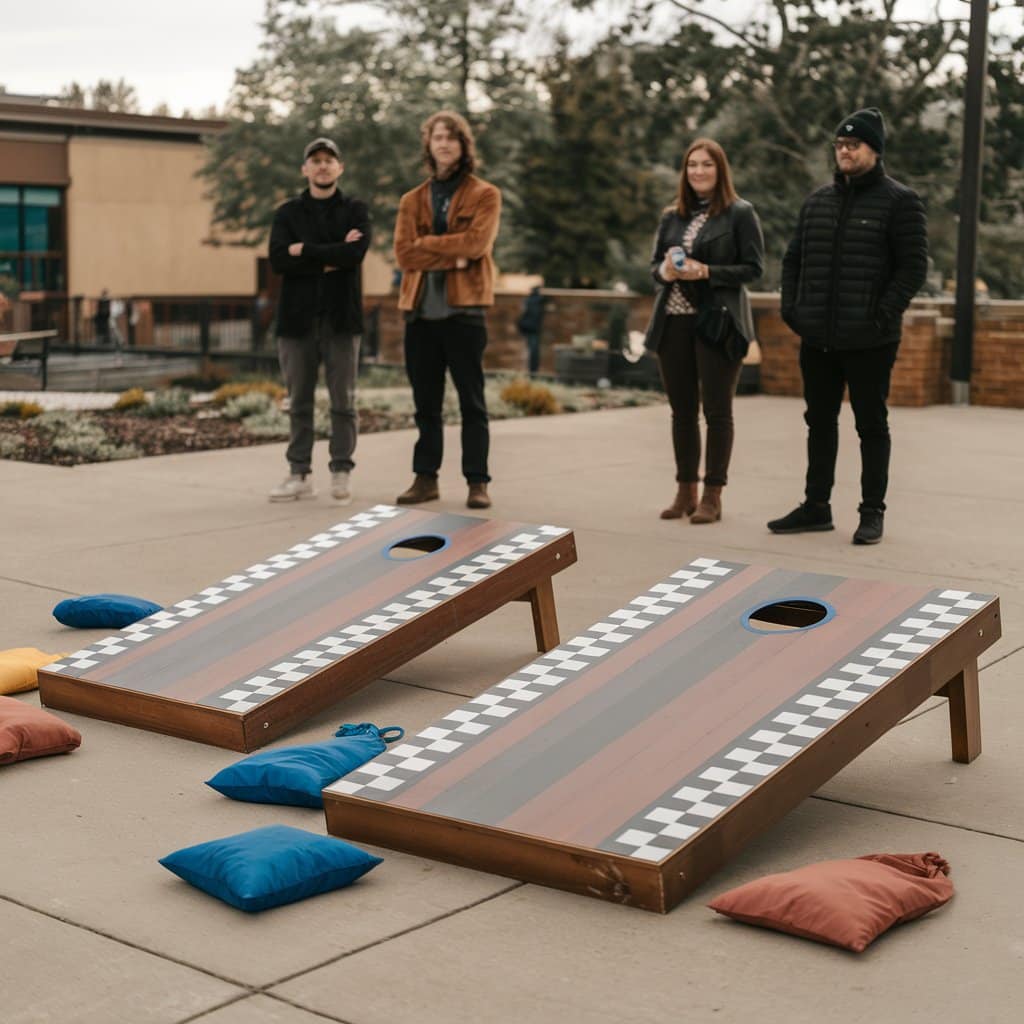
[665,208,710,316]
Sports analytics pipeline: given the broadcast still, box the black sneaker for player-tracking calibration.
[767,502,834,534]
[853,507,884,545]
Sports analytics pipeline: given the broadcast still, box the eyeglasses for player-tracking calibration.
[834,138,864,152]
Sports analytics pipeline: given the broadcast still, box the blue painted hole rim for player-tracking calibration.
[741,597,836,635]
[383,534,451,561]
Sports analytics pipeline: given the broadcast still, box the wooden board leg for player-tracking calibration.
[525,577,560,652]
[938,659,982,764]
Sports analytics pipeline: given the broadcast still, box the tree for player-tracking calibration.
[518,43,658,287]
[200,0,542,265]
[57,78,141,113]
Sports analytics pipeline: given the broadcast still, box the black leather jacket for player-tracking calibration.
[269,189,372,337]
[781,162,927,350]
[644,198,764,352]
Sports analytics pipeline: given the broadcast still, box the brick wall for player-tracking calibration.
[364,288,1024,407]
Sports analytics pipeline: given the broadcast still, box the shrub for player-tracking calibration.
[212,380,285,406]
[239,407,290,438]
[114,387,148,411]
[0,400,44,419]
[499,378,561,415]
[34,410,140,461]
[222,391,274,420]
[136,388,191,418]
[0,434,25,458]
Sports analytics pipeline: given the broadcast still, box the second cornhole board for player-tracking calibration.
[38,506,576,751]
[323,559,999,912]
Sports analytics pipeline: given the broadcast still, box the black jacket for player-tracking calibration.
[269,189,372,337]
[781,162,927,350]
[644,198,764,352]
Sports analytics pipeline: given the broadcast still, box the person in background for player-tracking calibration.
[267,136,371,504]
[644,138,764,524]
[517,283,545,375]
[393,110,502,510]
[767,108,927,545]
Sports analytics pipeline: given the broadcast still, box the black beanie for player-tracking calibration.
[835,107,885,154]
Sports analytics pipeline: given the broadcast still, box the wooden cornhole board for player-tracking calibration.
[38,506,576,751]
[323,558,999,913]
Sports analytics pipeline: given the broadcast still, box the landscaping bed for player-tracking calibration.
[0,376,664,467]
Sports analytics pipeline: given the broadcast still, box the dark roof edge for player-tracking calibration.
[0,100,226,138]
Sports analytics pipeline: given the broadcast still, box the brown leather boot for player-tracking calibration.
[467,482,491,509]
[396,474,439,505]
[690,485,723,524]
[660,482,698,520]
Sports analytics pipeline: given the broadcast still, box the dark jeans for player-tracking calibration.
[404,317,490,483]
[523,332,541,375]
[656,314,742,486]
[278,314,359,475]
[800,340,898,511]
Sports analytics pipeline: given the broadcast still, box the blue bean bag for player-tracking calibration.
[205,722,404,808]
[52,593,162,629]
[159,824,381,912]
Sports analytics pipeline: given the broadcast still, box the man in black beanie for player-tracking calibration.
[768,107,928,545]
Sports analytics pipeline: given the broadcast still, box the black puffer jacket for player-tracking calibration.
[269,189,371,337]
[781,162,927,350]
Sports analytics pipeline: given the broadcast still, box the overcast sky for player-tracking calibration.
[0,1,1019,116]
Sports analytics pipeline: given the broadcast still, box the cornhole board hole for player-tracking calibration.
[323,558,999,913]
[38,506,576,752]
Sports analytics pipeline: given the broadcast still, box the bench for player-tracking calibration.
[0,330,57,390]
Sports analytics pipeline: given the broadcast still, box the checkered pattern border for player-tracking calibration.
[604,588,991,862]
[43,506,405,676]
[325,558,743,800]
[206,525,572,713]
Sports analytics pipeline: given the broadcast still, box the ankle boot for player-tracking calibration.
[690,485,723,524]
[660,482,699,520]
[396,474,440,505]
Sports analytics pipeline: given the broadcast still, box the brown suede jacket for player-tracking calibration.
[393,173,501,312]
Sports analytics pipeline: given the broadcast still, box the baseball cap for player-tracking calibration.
[303,137,341,161]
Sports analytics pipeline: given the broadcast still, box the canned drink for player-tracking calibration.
[670,248,687,270]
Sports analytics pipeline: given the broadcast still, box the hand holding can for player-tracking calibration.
[670,247,687,271]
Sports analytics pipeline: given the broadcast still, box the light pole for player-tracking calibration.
[951,0,991,406]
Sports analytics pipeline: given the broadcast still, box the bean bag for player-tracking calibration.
[53,593,162,629]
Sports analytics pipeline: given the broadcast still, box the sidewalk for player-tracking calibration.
[2,395,1021,1024]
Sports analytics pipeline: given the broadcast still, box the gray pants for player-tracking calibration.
[277,315,359,475]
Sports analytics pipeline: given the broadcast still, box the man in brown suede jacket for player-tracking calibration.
[393,110,502,509]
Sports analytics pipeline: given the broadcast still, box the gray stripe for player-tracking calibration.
[421,569,844,824]
[100,511,490,695]
[597,585,985,858]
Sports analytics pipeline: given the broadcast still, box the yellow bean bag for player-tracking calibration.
[0,648,65,695]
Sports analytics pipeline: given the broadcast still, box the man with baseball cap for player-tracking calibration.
[267,137,371,503]
[768,107,928,545]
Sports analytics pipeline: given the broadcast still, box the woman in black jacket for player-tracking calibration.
[645,138,764,523]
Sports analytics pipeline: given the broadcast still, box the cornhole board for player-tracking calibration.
[323,558,999,913]
[38,506,576,751]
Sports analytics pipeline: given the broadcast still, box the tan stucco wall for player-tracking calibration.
[66,136,256,296]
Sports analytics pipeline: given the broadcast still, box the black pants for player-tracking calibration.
[404,317,490,483]
[656,314,742,487]
[800,341,898,511]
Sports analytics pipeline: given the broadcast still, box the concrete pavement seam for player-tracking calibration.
[262,882,526,990]
[810,795,1024,843]
[176,991,355,1024]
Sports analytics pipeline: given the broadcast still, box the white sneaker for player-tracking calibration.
[330,471,352,505]
[268,473,316,502]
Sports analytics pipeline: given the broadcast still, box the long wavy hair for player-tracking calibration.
[673,137,738,218]
[421,110,478,178]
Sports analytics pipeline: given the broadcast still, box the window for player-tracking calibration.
[0,185,65,292]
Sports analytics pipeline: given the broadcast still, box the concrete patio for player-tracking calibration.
[2,393,1021,1024]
